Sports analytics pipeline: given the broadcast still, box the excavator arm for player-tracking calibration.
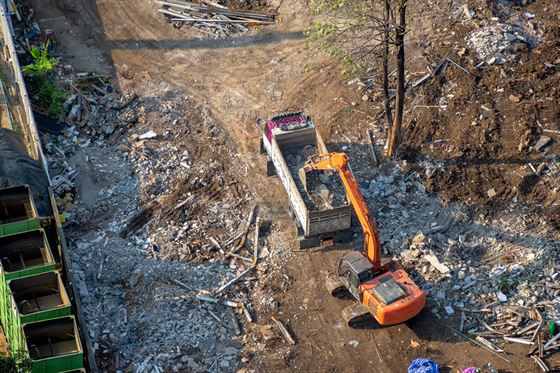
[300,152,382,271]
[301,152,426,326]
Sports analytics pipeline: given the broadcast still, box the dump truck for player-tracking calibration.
[260,111,352,248]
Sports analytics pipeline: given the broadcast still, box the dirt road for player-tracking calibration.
[30,0,559,371]
[33,0,362,151]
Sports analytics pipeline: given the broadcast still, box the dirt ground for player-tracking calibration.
[28,0,559,371]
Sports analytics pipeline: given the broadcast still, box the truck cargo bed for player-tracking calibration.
[284,145,347,211]
[262,113,352,247]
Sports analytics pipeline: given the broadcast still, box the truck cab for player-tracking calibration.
[263,111,314,144]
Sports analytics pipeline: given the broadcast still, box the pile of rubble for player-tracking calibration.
[8,1,292,370]
[361,160,559,364]
[460,2,542,64]
[286,146,347,210]
[41,77,294,371]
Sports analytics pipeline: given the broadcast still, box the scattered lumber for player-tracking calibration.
[196,295,241,308]
[503,336,534,345]
[272,316,296,345]
[367,128,378,166]
[215,265,255,295]
[252,216,260,265]
[154,0,276,35]
[532,356,549,372]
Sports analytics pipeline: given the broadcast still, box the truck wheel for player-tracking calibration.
[266,158,277,177]
[294,222,319,249]
[259,137,265,154]
[297,234,321,249]
[333,229,353,244]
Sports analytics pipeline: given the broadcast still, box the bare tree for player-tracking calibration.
[386,0,406,157]
[382,0,394,138]
[307,0,408,158]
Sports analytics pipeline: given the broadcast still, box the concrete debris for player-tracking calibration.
[496,291,507,303]
[40,77,287,371]
[348,340,359,348]
[424,253,451,274]
[463,2,542,64]
[364,161,559,330]
[138,130,157,139]
[534,136,551,152]
[286,146,347,210]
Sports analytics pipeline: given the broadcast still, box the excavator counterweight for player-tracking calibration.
[300,152,425,326]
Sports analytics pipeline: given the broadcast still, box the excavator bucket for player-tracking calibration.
[298,167,310,192]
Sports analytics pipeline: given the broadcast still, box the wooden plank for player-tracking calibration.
[367,128,378,166]
[272,316,296,345]
[215,266,254,295]
[252,217,260,265]
[196,295,241,308]
[235,204,257,249]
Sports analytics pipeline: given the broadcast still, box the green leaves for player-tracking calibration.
[0,351,32,373]
[306,0,387,78]
[29,47,41,59]
[22,41,57,78]
[37,81,68,119]
[310,0,348,14]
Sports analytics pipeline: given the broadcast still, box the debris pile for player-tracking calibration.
[363,161,559,334]
[156,0,276,36]
[286,146,347,210]
[461,3,542,64]
[10,2,292,370]
[41,81,291,371]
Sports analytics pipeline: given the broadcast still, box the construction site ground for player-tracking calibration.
[26,0,559,371]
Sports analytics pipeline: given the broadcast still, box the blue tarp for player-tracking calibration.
[408,358,439,373]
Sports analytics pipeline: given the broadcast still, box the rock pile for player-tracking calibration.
[462,2,542,64]
[286,146,347,211]
[362,161,559,354]
[43,81,282,371]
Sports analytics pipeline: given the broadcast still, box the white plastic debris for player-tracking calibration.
[139,130,157,140]
[497,291,508,303]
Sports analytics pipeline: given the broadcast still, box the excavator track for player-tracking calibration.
[325,276,350,298]
[342,303,375,328]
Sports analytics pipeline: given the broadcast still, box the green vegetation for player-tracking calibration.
[306,0,408,157]
[37,81,68,119]
[305,0,382,77]
[0,351,32,373]
[22,42,57,78]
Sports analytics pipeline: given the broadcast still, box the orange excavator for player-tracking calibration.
[299,152,425,327]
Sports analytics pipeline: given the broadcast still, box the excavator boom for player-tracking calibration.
[300,152,381,270]
[300,152,425,326]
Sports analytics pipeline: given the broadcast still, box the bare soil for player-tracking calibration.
[28,0,560,371]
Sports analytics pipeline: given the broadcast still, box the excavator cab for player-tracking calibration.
[338,251,374,300]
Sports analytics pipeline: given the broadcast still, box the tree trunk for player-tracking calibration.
[382,0,393,134]
[387,0,406,157]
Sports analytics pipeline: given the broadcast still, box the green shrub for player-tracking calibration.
[37,81,68,119]
[22,41,57,78]
[0,351,32,373]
